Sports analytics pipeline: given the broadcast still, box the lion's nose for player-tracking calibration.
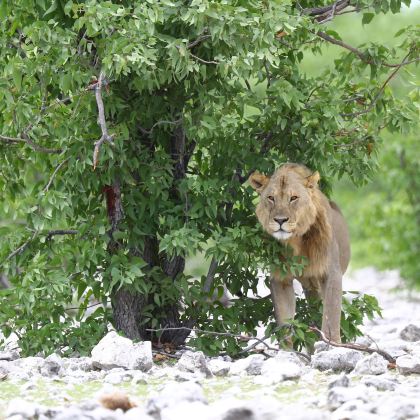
[274,217,289,226]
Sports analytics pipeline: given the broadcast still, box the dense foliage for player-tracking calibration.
[0,0,418,355]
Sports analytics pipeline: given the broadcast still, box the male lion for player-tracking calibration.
[249,163,350,343]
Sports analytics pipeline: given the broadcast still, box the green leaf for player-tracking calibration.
[362,13,375,25]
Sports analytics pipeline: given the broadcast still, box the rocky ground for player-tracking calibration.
[1,267,420,420]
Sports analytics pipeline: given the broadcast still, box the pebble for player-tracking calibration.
[2,268,420,420]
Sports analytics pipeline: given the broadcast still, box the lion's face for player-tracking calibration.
[249,164,320,241]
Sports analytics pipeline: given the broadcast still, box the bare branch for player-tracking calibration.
[138,118,182,136]
[45,229,78,240]
[302,0,350,19]
[66,300,109,311]
[153,350,180,360]
[317,31,420,68]
[93,72,115,170]
[190,52,219,65]
[187,33,211,49]
[146,327,280,353]
[43,158,70,192]
[2,231,37,264]
[341,52,412,118]
[0,133,62,154]
[309,326,396,364]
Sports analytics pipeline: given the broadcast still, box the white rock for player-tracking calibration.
[276,350,307,366]
[160,401,210,420]
[146,381,207,416]
[246,354,265,375]
[328,373,350,389]
[176,351,211,377]
[314,341,331,353]
[6,399,38,418]
[311,348,363,372]
[208,358,231,376]
[40,353,62,377]
[354,353,388,375]
[373,396,418,420]
[373,339,410,358]
[104,369,132,384]
[228,354,264,376]
[125,407,154,420]
[361,375,398,391]
[396,355,420,375]
[62,357,93,373]
[258,357,301,384]
[0,350,19,361]
[332,400,379,420]
[209,396,281,420]
[400,324,420,342]
[327,386,369,411]
[91,331,153,371]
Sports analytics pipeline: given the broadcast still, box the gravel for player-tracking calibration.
[1,268,420,419]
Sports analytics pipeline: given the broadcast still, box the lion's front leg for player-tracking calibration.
[270,274,295,326]
[320,265,342,343]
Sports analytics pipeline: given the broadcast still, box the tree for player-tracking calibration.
[0,0,418,355]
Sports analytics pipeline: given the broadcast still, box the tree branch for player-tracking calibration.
[341,52,412,118]
[187,33,211,49]
[309,326,396,364]
[203,257,218,293]
[317,31,420,69]
[45,229,78,240]
[302,0,350,19]
[93,72,114,170]
[2,231,38,265]
[190,52,219,65]
[43,158,70,192]
[145,327,280,353]
[0,133,62,154]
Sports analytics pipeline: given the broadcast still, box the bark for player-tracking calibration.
[105,180,145,340]
[153,122,197,345]
[112,288,144,340]
[109,120,197,346]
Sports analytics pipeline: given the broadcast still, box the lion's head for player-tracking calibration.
[249,163,324,241]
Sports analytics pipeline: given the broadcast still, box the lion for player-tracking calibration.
[249,163,350,343]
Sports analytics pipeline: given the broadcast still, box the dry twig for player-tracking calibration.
[309,326,396,363]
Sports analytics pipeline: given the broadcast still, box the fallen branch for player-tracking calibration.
[152,350,180,360]
[309,326,396,363]
[146,327,279,353]
[93,72,114,169]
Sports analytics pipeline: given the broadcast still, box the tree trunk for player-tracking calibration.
[108,120,197,346]
[111,288,144,340]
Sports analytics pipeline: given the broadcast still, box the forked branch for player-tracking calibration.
[93,72,114,169]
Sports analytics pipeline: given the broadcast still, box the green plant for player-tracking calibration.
[0,0,417,356]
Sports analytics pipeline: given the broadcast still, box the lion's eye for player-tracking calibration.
[267,195,275,203]
[290,196,298,202]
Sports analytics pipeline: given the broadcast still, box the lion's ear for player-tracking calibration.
[248,171,270,194]
[305,171,320,189]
